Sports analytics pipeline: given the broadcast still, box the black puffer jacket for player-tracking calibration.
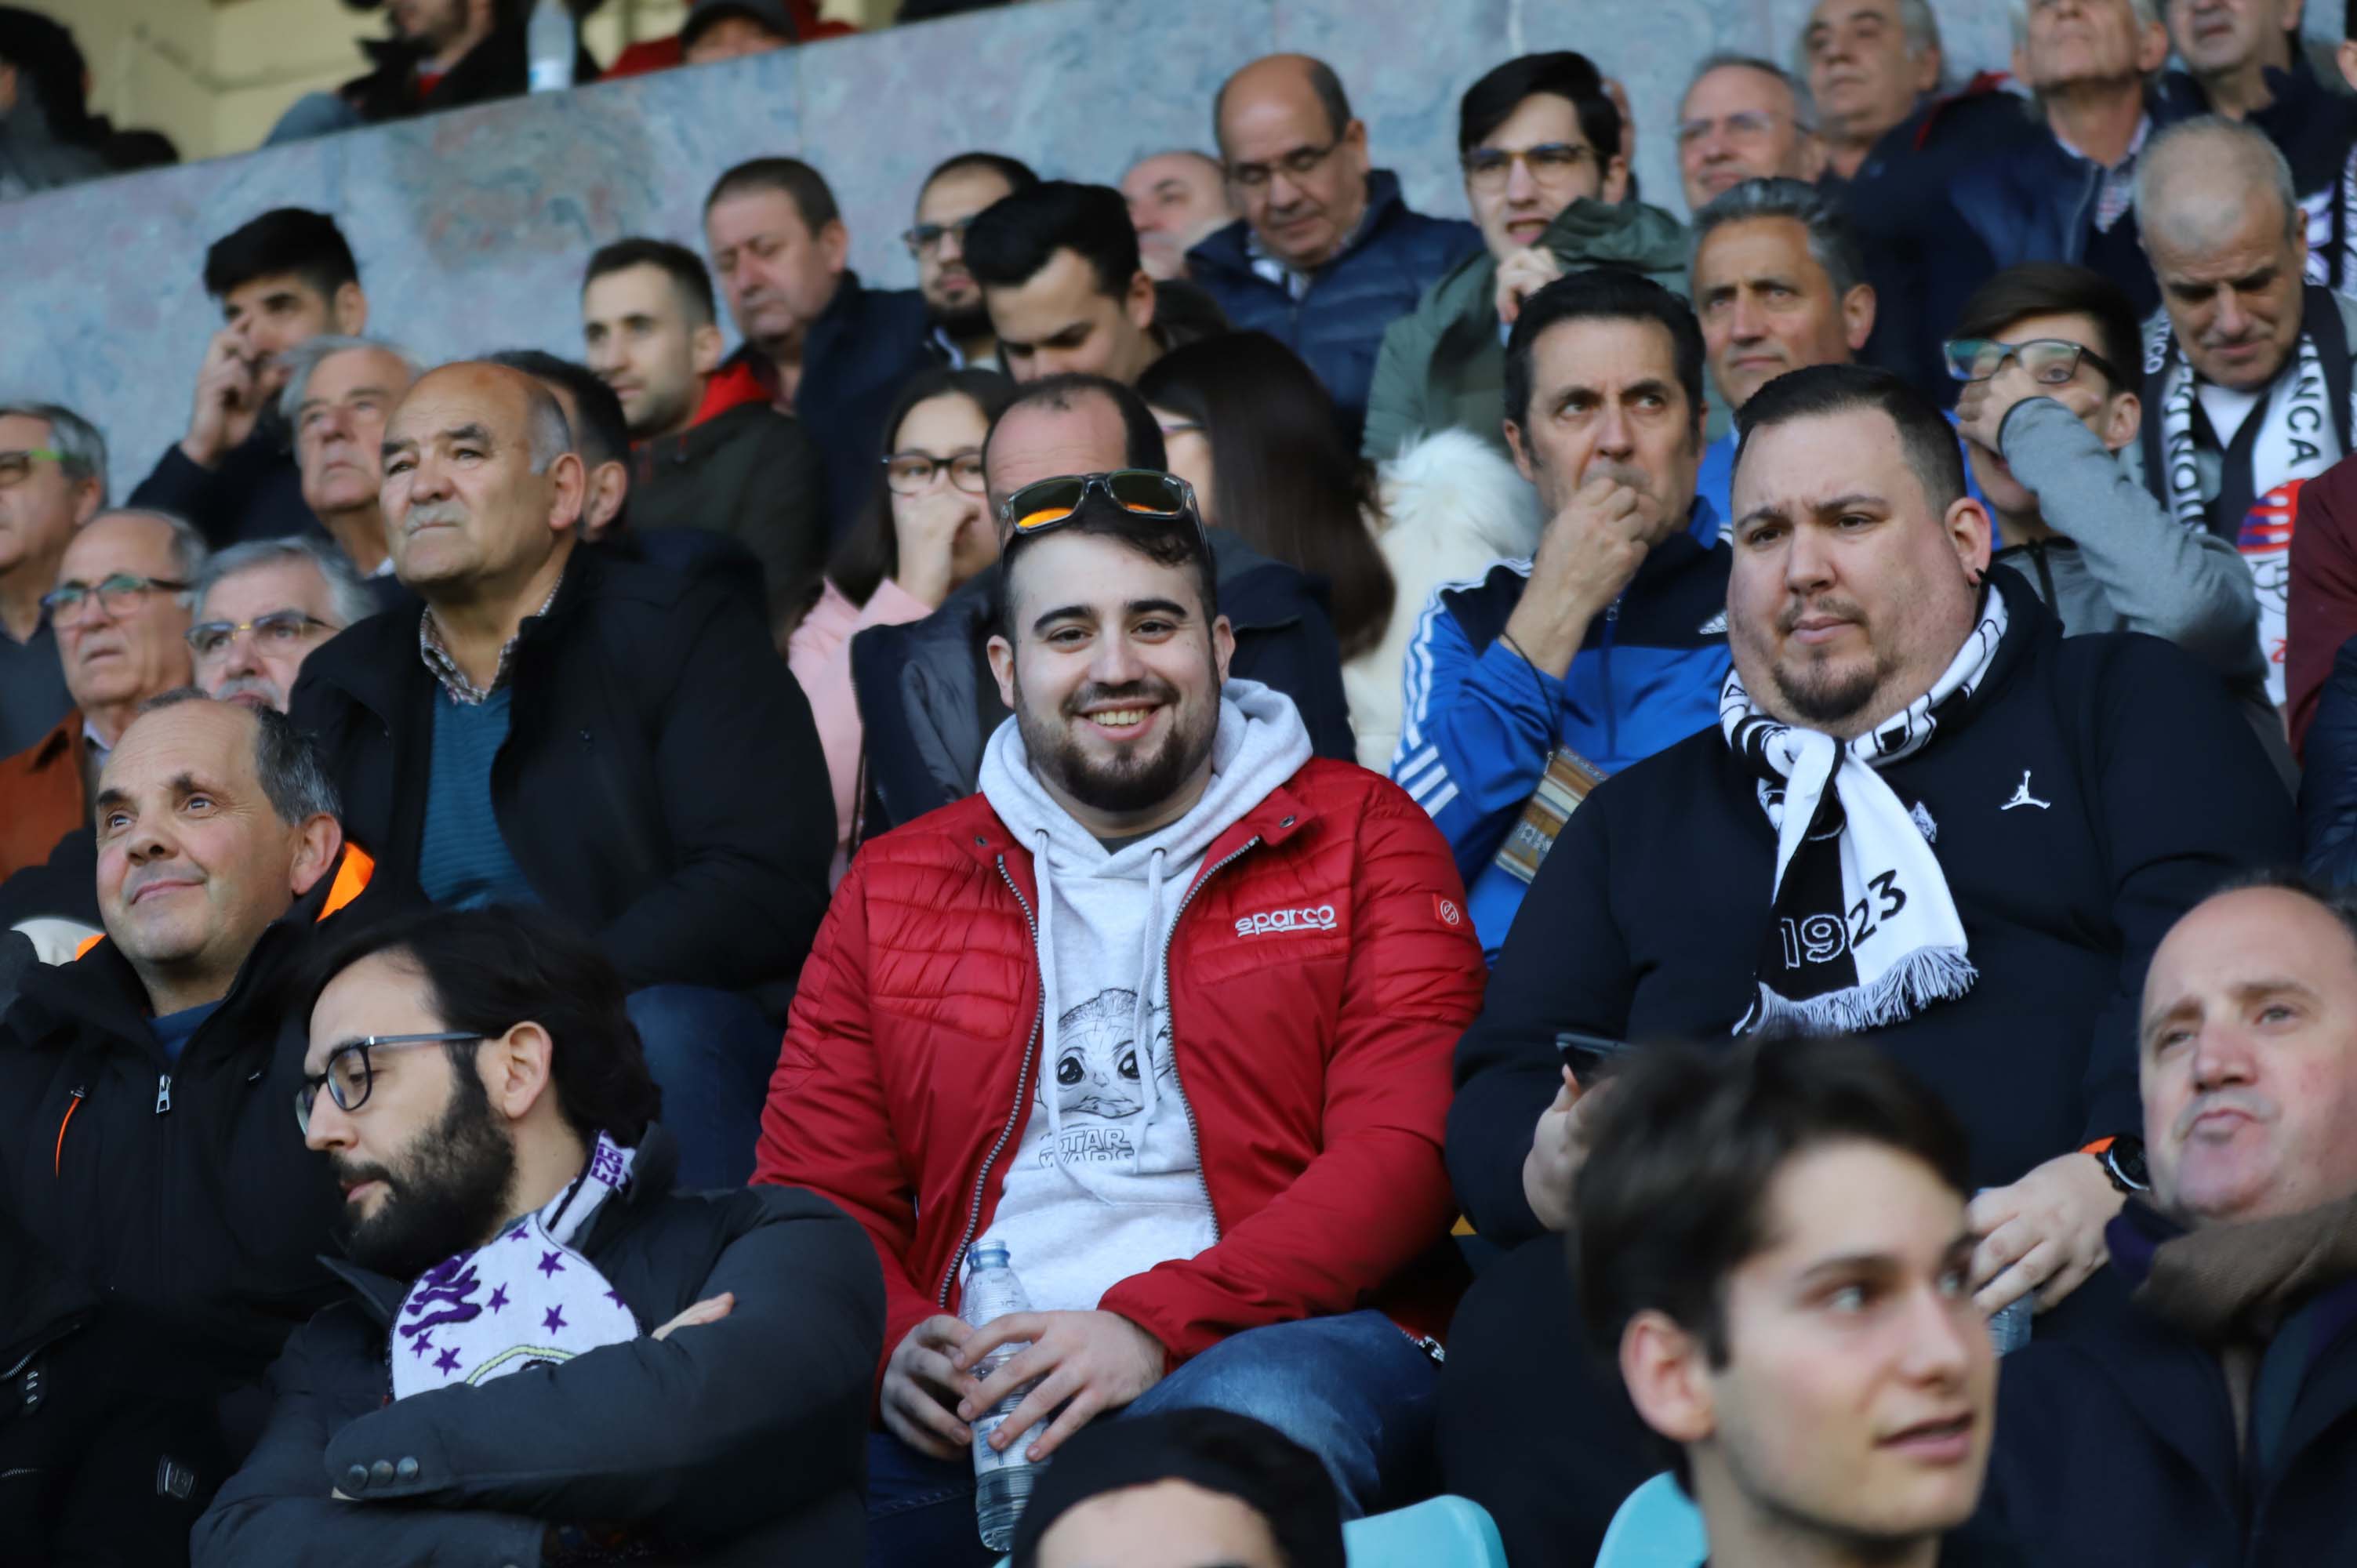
[191,1129,883,1567]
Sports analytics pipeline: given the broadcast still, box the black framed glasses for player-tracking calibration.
[884,448,988,495]
[902,216,979,256]
[188,609,340,661]
[40,574,189,622]
[1461,142,1596,191]
[0,448,64,488]
[1226,136,1342,190]
[1944,337,2122,388]
[997,470,1202,541]
[295,1033,483,1134]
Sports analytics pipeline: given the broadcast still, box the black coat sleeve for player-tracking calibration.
[739,418,830,634]
[324,1195,880,1543]
[601,586,836,993]
[2301,635,2357,886]
[1230,594,1357,763]
[190,1310,549,1568]
[2079,637,2299,1144]
[0,828,100,928]
[1446,789,1636,1247]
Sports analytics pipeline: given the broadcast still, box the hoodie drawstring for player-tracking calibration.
[1131,848,1168,1127]
[1031,829,1070,1171]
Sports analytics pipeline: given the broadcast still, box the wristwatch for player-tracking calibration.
[2090,1134,2149,1194]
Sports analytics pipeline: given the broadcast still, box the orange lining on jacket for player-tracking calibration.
[71,844,377,963]
[53,1092,82,1177]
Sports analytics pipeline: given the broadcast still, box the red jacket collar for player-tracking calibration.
[944,773,1317,881]
[688,359,774,429]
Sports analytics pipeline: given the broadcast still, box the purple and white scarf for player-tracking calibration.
[390,1132,641,1398]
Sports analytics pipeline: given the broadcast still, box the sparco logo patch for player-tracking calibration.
[1235,905,1337,937]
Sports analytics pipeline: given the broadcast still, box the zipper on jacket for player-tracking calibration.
[1600,598,1622,760]
[53,1086,85,1178]
[1153,835,1265,1240]
[154,1073,173,1116]
[937,857,1048,1309]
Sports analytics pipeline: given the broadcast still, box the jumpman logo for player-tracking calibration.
[2001,770,2050,811]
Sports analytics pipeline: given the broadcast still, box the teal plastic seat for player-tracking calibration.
[992,1494,1507,1567]
[1341,1494,1507,1566]
[1594,1472,1708,1568]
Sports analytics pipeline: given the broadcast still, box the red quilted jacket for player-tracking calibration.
[754,757,1485,1390]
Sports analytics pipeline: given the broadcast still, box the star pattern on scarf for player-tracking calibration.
[605,1288,625,1306]
[410,1331,434,1358]
[435,1348,460,1375]
[507,1225,530,1243]
[487,1285,509,1312]
[543,1305,567,1334]
[537,1250,565,1278]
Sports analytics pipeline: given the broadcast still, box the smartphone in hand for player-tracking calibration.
[1555,1029,1631,1090]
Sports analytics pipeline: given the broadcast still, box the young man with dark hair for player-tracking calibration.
[1190,53,1481,443]
[1362,51,1687,463]
[1011,1410,1346,1568]
[0,694,374,1566]
[582,235,826,636]
[192,904,881,1565]
[1391,269,1731,960]
[680,0,797,64]
[1578,1034,1998,1568]
[851,372,1358,833]
[761,459,1482,1567]
[1948,261,2268,710]
[703,157,935,536]
[129,209,367,548]
[910,151,1040,369]
[332,0,597,127]
[1438,361,2296,1566]
[965,180,1169,386]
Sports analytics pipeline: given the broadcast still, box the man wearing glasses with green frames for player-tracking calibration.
[0,694,372,1566]
[1948,261,2273,748]
[0,402,103,759]
[1361,52,1686,465]
[0,510,203,888]
[1189,53,1480,444]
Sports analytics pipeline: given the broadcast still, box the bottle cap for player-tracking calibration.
[971,1240,1011,1270]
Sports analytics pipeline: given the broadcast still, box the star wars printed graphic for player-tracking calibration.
[2240,477,2302,702]
[1037,987,1187,1171]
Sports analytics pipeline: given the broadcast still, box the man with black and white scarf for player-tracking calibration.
[1434,363,2295,1568]
[2123,115,2357,711]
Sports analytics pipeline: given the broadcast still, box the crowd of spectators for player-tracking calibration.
[16,2,2357,1566]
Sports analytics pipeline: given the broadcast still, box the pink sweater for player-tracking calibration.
[786,576,938,885]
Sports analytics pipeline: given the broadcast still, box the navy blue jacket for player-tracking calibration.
[849,529,1356,837]
[1948,93,2191,321]
[1983,1200,2357,1568]
[726,270,935,541]
[1447,568,2297,1247]
[1186,171,1481,442]
[127,423,321,549]
[1390,506,1731,958]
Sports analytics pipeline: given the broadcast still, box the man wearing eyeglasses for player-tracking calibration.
[581,237,826,641]
[0,693,372,1566]
[1361,52,1688,465]
[1187,53,1481,445]
[0,510,204,886]
[761,453,1481,1566]
[0,402,104,759]
[188,537,375,714]
[1948,262,2272,739]
[910,151,1039,369]
[1676,53,1827,214]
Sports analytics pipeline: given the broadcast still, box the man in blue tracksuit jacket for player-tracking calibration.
[1393,270,1731,959]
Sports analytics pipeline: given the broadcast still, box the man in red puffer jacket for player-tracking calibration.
[754,437,1484,1568]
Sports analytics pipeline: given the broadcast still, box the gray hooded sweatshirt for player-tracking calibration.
[974,678,1313,1316]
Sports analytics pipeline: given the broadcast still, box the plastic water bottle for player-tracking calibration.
[962,1241,1044,1550]
[1975,1189,2032,1355]
[526,0,576,93]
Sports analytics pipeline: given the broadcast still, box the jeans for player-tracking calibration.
[863,1309,1440,1568]
[263,90,363,146]
[624,985,778,1189]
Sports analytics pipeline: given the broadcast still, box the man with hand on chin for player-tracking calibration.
[193,906,880,1565]
[760,466,1483,1566]
[1437,362,2295,1566]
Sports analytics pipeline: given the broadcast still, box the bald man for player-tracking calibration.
[2106,117,2357,727]
[1121,150,1237,280]
[287,361,835,1189]
[1185,53,1481,441]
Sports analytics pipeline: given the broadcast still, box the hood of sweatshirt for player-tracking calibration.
[977,678,1311,1171]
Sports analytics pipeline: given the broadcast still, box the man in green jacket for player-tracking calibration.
[1360,53,1690,462]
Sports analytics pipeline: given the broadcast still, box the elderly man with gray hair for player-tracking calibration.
[281,333,419,587]
[1674,52,1824,213]
[0,400,106,756]
[289,361,835,1189]
[189,536,375,713]
[2115,114,2355,719]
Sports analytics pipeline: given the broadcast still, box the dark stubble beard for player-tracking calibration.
[932,299,993,343]
[1018,659,1222,818]
[330,1059,518,1282]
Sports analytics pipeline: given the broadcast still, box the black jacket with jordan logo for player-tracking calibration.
[1447,566,2297,1247]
